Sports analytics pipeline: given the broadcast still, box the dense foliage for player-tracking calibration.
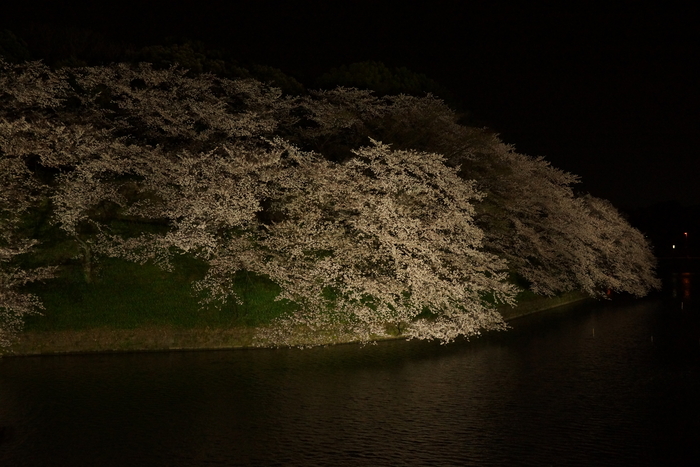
[0,58,659,347]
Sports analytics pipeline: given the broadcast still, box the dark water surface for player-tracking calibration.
[2,275,700,466]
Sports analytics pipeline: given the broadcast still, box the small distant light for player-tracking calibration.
[673,245,676,249]
[685,232,688,237]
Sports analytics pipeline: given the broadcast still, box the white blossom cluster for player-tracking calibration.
[0,84,58,345]
[253,139,515,344]
[284,87,660,298]
[0,58,659,347]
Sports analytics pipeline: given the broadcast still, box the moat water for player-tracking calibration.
[1,273,699,466]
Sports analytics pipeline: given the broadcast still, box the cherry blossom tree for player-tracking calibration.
[0,58,70,345]
[0,58,293,282]
[282,87,660,298]
[574,194,660,296]
[448,132,661,297]
[0,116,56,346]
[0,58,659,348]
[253,139,516,345]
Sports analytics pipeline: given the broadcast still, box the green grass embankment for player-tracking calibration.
[4,255,296,355]
[2,257,591,356]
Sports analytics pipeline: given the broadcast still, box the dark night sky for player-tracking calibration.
[3,1,699,210]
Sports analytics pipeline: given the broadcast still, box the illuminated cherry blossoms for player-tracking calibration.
[0,58,659,346]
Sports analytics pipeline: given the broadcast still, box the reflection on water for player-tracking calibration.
[1,274,699,466]
[670,272,693,301]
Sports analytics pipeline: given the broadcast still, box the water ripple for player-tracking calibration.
[2,291,700,466]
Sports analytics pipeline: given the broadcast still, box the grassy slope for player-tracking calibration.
[20,255,294,332]
[2,255,589,356]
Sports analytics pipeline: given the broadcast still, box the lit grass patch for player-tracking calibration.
[223,270,299,326]
[21,256,295,332]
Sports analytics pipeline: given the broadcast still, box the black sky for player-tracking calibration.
[3,0,699,209]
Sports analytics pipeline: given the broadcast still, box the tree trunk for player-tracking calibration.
[77,238,93,284]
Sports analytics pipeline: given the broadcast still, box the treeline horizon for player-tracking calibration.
[0,23,471,114]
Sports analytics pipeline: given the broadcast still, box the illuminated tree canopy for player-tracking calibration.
[0,58,660,346]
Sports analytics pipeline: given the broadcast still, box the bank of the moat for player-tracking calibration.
[1,291,590,357]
